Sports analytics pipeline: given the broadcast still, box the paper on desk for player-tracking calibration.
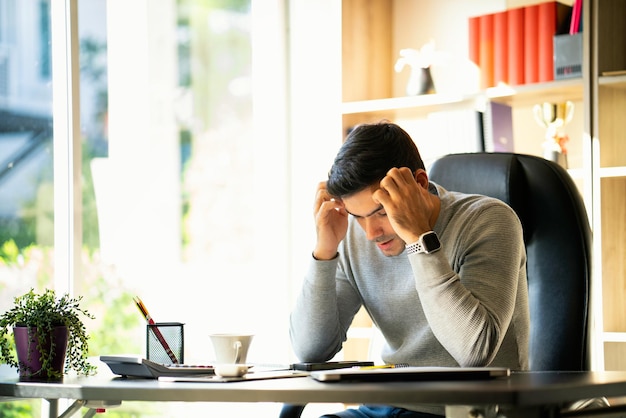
[159,369,308,383]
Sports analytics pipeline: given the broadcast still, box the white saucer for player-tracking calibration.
[214,364,250,377]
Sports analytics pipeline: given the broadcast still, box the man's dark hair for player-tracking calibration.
[327,122,425,198]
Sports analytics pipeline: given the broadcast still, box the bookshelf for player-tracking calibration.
[338,0,626,372]
[592,0,626,372]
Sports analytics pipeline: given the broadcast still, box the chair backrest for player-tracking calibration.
[429,152,591,371]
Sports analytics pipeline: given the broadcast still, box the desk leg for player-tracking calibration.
[44,399,121,418]
[82,409,97,418]
[57,400,86,418]
[446,405,501,418]
[47,399,58,418]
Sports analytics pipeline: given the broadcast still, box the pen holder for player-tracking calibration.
[146,322,184,364]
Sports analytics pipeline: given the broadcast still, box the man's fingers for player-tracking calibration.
[379,174,400,195]
[372,187,390,207]
[379,167,410,197]
[384,167,415,186]
[317,198,346,219]
[314,182,333,211]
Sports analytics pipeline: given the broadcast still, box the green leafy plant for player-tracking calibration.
[0,289,96,379]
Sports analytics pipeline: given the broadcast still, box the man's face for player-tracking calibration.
[342,186,406,257]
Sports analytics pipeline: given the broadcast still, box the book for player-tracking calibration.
[507,6,525,85]
[493,10,509,85]
[570,0,582,34]
[538,1,573,82]
[523,4,540,84]
[478,13,494,89]
[482,101,514,153]
[427,109,484,157]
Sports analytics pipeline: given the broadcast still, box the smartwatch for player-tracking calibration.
[406,231,441,255]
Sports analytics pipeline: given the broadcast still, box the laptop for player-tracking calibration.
[310,366,510,382]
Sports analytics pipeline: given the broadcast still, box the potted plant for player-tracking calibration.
[0,288,96,381]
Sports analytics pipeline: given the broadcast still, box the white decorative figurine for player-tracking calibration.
[394,41,436,96]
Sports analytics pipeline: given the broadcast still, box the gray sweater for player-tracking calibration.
[290,182,529,371]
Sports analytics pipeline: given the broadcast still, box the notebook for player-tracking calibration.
[310,366,510,382]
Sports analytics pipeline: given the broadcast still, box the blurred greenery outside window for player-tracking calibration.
[0,0,256,416]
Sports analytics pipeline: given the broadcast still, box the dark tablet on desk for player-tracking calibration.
[291,361,374,371]
[310,366,510,382]
[100,355,215,379]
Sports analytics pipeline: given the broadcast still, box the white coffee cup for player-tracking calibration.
[209,333,254,364]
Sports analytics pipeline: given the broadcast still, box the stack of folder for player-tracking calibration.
[469,1,573,88]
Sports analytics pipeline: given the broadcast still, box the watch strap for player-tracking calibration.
[405,240,424,255]
[406,231,440,255]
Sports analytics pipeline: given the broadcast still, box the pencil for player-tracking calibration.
[133,296,180,364]
[359,363,410,370]
[359,365,394,370]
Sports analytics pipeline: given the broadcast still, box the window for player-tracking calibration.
[39,0,51,79]
[0,0,302,415]
[1,0,343,414]
[0,0,54,296]
[0,0,53,413]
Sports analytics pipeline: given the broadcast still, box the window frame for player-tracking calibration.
[51,0,81,295]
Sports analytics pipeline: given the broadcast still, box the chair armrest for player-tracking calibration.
[279,404,306,418]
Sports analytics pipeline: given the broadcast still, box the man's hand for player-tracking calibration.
[372,167,436,244]
[313,181,348,260]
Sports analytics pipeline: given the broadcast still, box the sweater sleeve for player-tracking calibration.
[289,255,363,362]
[410,202,526,367]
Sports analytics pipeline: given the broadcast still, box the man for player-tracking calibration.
[289,122,530,418]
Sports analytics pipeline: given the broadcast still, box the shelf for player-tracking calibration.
[487,78,584,106]
[604,332,626,343]
[599,167,626,178]
[341,93,474,115]
[599,73,626,89]
[341,79,584,118]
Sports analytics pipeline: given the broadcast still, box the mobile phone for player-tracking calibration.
[290,360,374,371]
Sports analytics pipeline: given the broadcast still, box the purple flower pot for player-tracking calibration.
[13,326,68,382]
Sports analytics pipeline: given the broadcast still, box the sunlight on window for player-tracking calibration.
[1,0,293,416]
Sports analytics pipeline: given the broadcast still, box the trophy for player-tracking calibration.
[533,101,574,168]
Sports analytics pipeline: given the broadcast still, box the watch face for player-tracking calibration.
[422,232,441,252]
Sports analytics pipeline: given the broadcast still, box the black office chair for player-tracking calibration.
[280,152,593,418]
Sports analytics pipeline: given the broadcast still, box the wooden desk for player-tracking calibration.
[2,370,626,418]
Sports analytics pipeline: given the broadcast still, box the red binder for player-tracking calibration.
[507,7,525,85]
[493,10,509,85]
[479,13,494,89]
[538,1,573,82]
[524,4,539,84]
